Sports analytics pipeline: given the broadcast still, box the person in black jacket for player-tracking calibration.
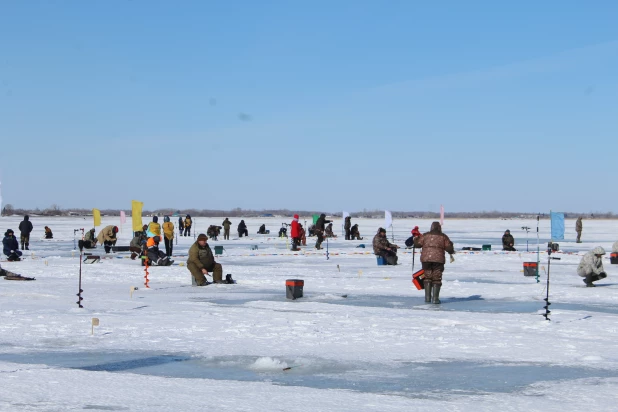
[314,213,332,250]
[3,230,22,261]
[18,215,33,250]
[238,220,248,238]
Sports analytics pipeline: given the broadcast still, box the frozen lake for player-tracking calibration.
[1,215,618,411]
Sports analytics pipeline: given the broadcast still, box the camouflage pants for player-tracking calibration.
[315,230,324,249]
[224,229,230,240]
[422,262,445,285]
[188,262,222,286]
[20,235,30,249]
[576,231,582,242]
[345,229,351,240]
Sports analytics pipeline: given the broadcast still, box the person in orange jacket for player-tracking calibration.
[146,236,173,266]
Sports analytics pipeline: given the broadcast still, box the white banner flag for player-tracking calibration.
[343,211,350,219]
[440,205,444,226]
[385,210,393,228]
[120,211,127,224]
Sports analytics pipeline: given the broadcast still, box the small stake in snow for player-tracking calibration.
[337,264,340,272]
[91,318,99,335]
[130,286,138,298]
[358,270,363,278]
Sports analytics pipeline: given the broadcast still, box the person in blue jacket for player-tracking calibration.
[3,229,23,261]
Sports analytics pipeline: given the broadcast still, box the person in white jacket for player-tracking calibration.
[612,241,618,253]
[577,246,607,287]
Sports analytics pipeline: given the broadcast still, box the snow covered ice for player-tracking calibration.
[1,216,618,411]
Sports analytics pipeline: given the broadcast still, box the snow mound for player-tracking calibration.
[249,357,288,371]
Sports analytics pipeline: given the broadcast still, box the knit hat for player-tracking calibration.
[113,226,119,233]
[197,233,208,241]
[377,227,386,234]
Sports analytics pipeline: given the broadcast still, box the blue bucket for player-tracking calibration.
[376,256,387,266]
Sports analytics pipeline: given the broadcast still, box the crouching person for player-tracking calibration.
[577,246,607,287]
[97,225,119,254]
[373,227,399,265]
[146,236,173,266]
[414,222,455,304]
[130,225,148,260]
[79,228,98,251]
[187,233,223,285]
[3,230,23,261]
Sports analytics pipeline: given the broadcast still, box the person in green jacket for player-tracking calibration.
[187,233,223,285]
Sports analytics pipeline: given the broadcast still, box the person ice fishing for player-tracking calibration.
[0,263,29,279]
[414,221,455,304]
[575,217,583,243]
[238,220,248,238]
[79,228,98,250]
[350,224,363,240]
[97,225,119,254]
[183,215,192,237]
[344,216,352,240]
[291,214,301,251]
[577,246,607,287]
[314,213,331,250]
[129,225,148,260]
[222,218,232,240]
[18,215,33,250]
[178,216,185,236]
[207,225,221,240]
[3,229,22,261]
[162,216,175,257]
[147,216,161,237]
[298,223,307,246]
[502,230,516,251]
[257,224,267,234]
[373,227,399,265]
[325,223,337,238]
[146,236,173,266]
[187,233,223,285]
[44,226,53,239]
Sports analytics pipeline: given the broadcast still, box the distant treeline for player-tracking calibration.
[1,204,616,219]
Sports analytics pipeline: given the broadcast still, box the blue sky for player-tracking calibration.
[1,1,617,213]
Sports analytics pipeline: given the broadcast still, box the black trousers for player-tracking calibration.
[164,237,173,257]
[184,227,191,237]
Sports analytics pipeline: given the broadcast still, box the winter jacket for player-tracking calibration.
[148,222,161,237]
[613,241,618,253]
[291,215,300,238]
[238,220,247,232]
[163,222,174,240]
[575,218,583,233]
[351,224,361,237]
[502,233,515,248]
[372,232,397,256]
[222,219,232,231]
[85,229,97,244]
[187,240,216,272]
[577,246,606,277]
[97,226,117,244]
[130,231,147,249]
[344,217,351,230]
[178,217,184,229]
[184,217,192,228]
[315,214,331,232]
[19,216,33,236]
[3,233,19,256]
[413,222,454,264]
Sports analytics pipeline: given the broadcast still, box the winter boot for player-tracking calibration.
[584,274,596,287]
[25,244,29,250]
[21,242,24,250]
[424,280,432,303]
[432,284,441,304]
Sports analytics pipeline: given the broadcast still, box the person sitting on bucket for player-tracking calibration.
[350,224,363,240]
[146,236,173,266]
[257,224,267,234]
[577,246,607,287]
[325,223,337,238]
[3,230,22,261]
[187,233,223,285]
[373,228,399,265]
[79,228,98,251]
[502,229,516,251]
[44,226,53,239]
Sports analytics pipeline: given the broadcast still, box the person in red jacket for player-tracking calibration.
[411,226,421,238]
[291,214,301,251]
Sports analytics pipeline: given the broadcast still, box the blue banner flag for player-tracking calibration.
[550,212,565,241]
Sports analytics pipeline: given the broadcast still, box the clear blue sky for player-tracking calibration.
[1,1,617,213]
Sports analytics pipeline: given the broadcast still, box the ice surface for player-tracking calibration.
[1,215,618,411]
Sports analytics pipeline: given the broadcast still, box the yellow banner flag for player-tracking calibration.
[92,209,101,227]
[131,200,144,232]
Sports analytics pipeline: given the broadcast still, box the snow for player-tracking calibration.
[1,216,618,411]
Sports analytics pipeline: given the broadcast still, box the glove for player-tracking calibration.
[450,255,455,263]
[10,250,15,253]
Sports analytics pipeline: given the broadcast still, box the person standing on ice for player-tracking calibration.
[147,216,161,237]
[3,229,22,261]
[222,218,232,240]
[178,216,184,236]
[373,227,399,265]
[344,216,352,240]
[577,246,607,287]
[314,213,331,250]
[183,215,192,237]
[97,225,119,253]
[298,223,307,246]
[187,233,223,285]
[414,222,455,304]
[291,214,301,251]
[162,216,175,257]
[502,229,516,251]
[575,217,583,243]
[18,215,33,250]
